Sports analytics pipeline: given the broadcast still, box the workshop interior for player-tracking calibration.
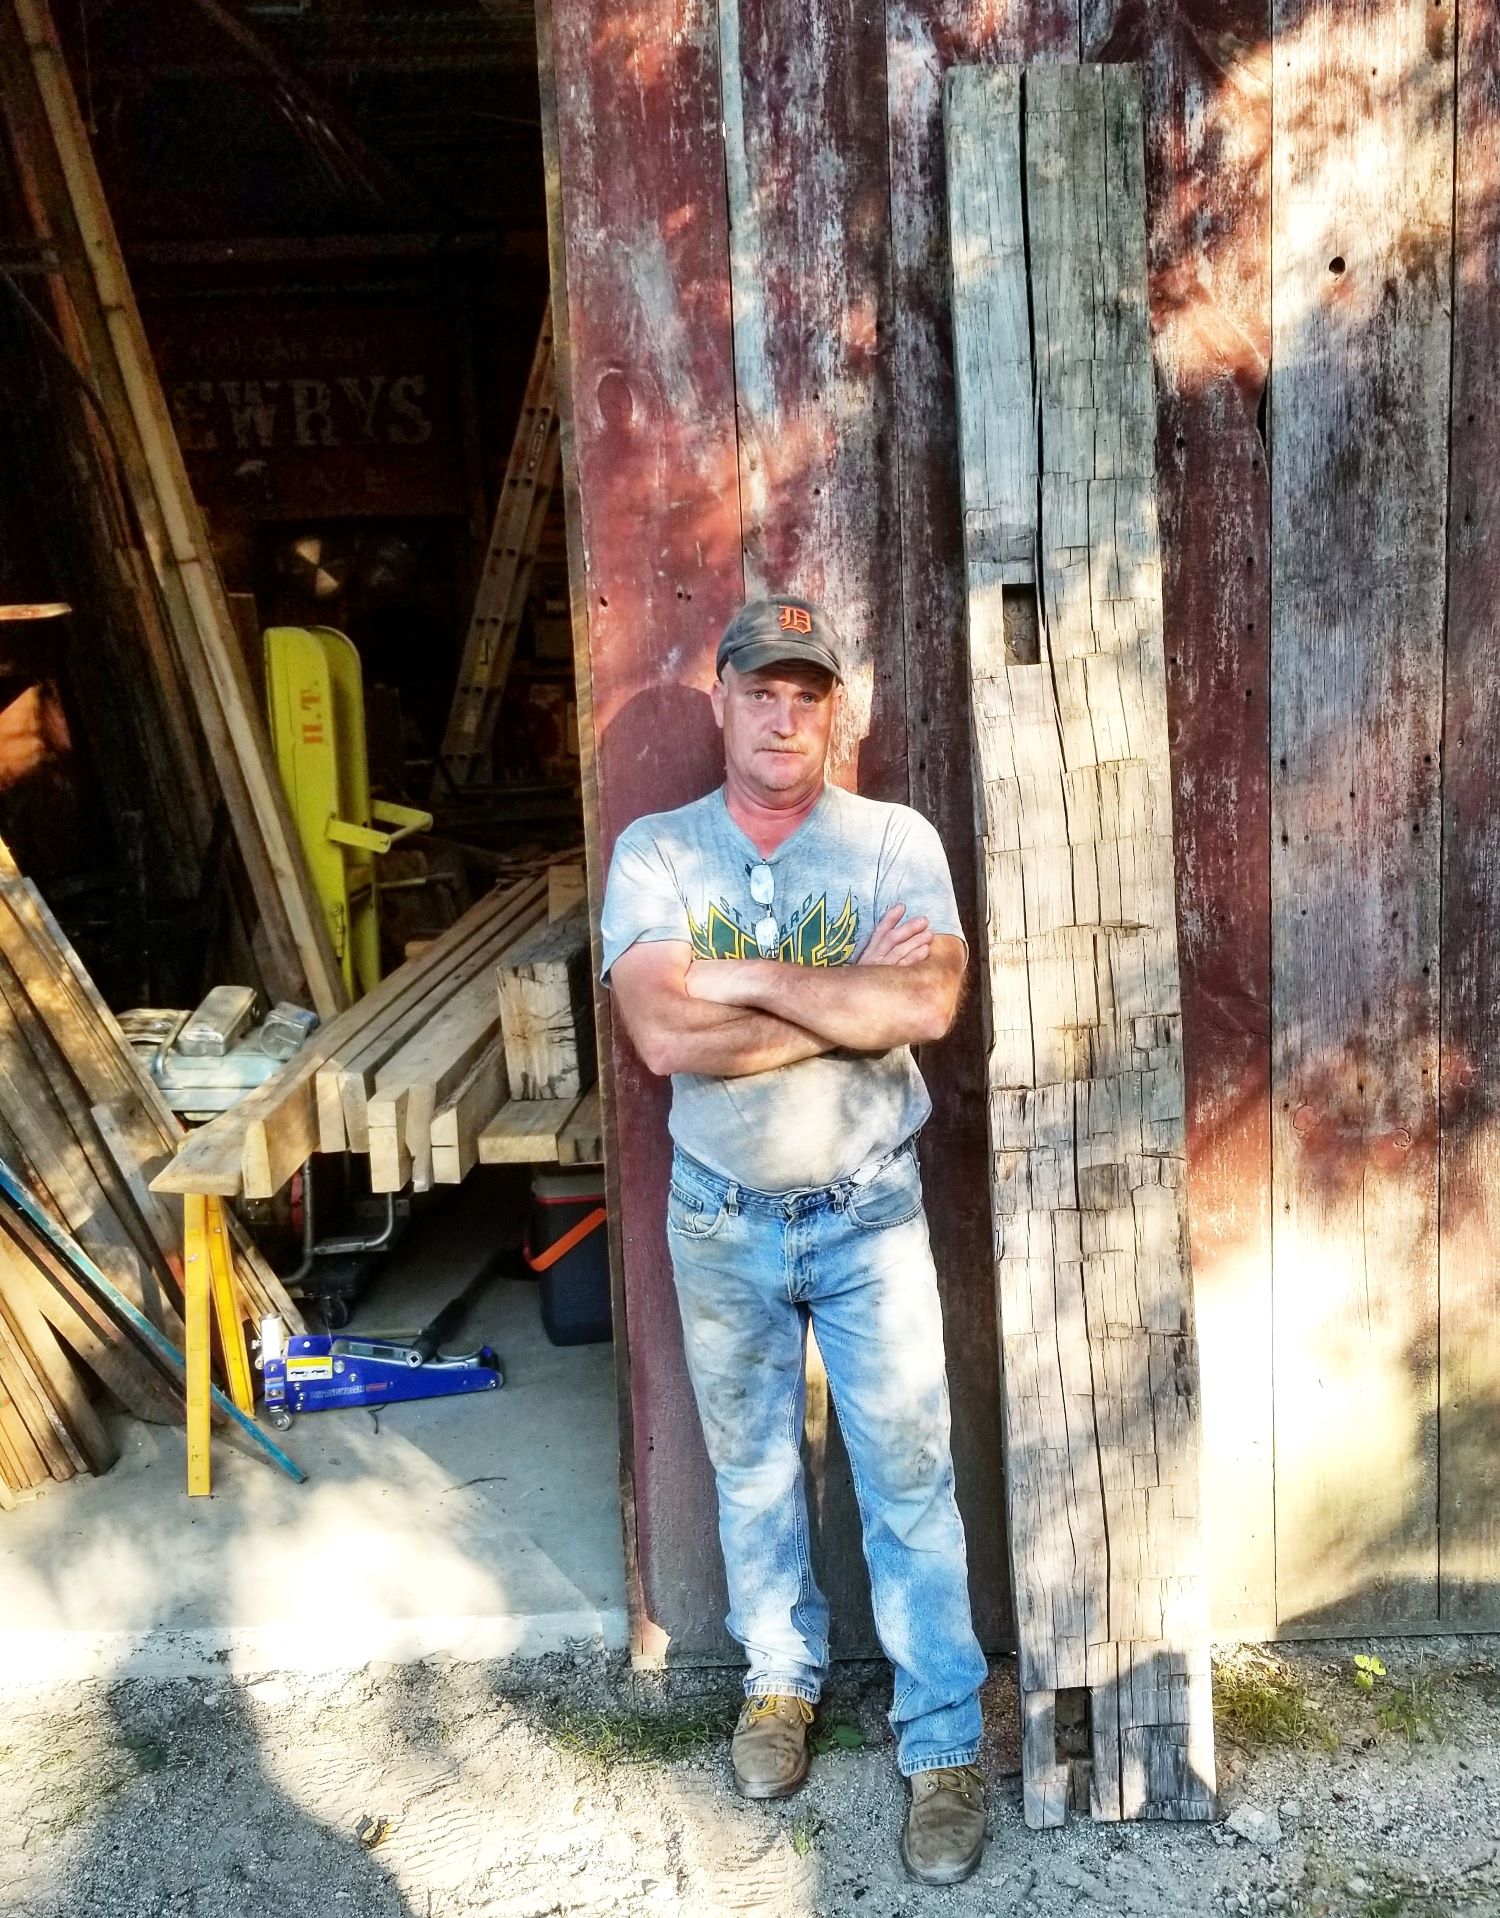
[0,1,612,1511]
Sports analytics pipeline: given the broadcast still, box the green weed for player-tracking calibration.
[1212,1649,1335,1752]
[810,1718,865,1755]
[1359,1892,1471,1918]
[1344,1652,1447,1743]
[1375,1669,1445,1745]
[119,1735,170,1773]
[544,1701,728,1766]
[790,1814,819,1857]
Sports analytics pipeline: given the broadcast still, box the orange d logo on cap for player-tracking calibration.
[715,596,844,681]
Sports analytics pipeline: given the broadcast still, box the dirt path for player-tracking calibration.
[2,1640,1497,1916]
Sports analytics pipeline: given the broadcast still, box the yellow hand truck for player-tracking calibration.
[265,625,431,999]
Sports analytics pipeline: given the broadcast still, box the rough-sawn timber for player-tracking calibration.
[946,60,1215,1828]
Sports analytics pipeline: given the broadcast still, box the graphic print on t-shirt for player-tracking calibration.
[688,890,858,967]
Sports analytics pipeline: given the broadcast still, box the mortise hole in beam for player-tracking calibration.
[1054,1686,1091,1758]
[1003,584,1041,666]
[1055,1686,1093,1811]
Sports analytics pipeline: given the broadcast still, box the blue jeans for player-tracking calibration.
[665,1140,986,1775]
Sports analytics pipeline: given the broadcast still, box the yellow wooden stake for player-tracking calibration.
[205,1196,255,1417]
[183,1192,212,1496]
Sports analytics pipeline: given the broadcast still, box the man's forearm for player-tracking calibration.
[694,957,954,1051]
[656,1006,832,1077]
[624,992,832,1077]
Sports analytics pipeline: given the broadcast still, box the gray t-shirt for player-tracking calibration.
[599,782,965,1192]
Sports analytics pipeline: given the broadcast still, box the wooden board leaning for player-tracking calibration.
[946,61,1215,1827]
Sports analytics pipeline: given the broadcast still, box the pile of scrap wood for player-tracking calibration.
[155,866,601,1204]
[0,842,302,1507]
[478,902,602,1170]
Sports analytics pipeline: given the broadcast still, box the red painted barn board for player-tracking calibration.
[1439,0,1500,1625]
[718,0,902,1652]
[1082,0,1274,1633]
[542,0,745,1654]
[720,0,902,800]
[884,0,1076,1664]
[1268,0,1451,1629]
[546,0,1494,1659]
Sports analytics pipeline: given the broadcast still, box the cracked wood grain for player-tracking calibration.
[885,0,1079,1666]
[947,60,1214,1826]
[1082,0,1274,1640]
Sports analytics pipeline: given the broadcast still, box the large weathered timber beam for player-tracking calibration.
[946,60,1215,1829]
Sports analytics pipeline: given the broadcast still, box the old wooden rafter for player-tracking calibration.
[182,0,441,220]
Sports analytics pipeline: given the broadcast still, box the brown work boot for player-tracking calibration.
[730,1693,814,1800]
[900,1764,986,1885]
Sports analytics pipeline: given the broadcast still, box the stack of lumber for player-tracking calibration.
[155,876,540,1199]
[0,842,302,1506]
[154,874,604,1203]
[478,902,602,1169]
[352,879,548,1192]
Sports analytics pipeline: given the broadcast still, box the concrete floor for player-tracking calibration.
[0,1169,628,1683]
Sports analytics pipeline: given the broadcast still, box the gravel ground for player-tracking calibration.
[1,1638,1497,1917]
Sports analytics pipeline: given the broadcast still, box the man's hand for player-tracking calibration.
[858,903,932,968]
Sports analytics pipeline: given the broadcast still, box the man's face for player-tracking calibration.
[711,659,840,799]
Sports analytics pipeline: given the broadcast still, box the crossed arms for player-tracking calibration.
[609,906,966,1079]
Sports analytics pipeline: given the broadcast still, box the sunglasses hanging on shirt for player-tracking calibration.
[748,862,778,958]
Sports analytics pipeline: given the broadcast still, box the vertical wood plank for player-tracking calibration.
[543,0,745,1655]
[1081,0,1275,1635]
[718,0,905,1656]
[535,0,651,1653]
[720,0,902,797]
[885,0,1078,1658]
[949,60,1215,1822]
[1268,0,1452,1628]
[1438,0,1500,1626]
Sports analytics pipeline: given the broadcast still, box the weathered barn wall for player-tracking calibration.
[543,0,1497,1655]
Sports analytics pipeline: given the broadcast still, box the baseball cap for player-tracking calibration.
[715,596,844,682]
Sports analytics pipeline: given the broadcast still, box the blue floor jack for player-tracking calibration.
[260,1268,503,1428]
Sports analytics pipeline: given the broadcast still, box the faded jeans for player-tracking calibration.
[665,1139,987,1775]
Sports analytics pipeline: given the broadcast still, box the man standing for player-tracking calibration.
[600,597,988,1886]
